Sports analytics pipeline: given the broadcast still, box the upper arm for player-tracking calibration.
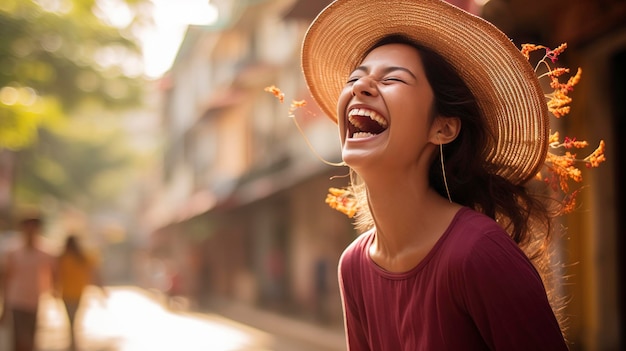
[338,248,371,351]
[459,233,568,351]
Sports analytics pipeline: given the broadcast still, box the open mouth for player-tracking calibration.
[347,108,388,138]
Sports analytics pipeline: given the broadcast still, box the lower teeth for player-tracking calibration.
[352,132,375,138]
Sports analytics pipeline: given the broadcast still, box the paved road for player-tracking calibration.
[30,286,344,351]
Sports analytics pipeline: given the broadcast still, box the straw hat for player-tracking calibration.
[301,0,550,185]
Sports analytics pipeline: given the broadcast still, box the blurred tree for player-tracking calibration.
[15,124,137,209]
[0,0,153,212]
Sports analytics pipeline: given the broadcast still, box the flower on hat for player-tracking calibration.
[524,43,607,214]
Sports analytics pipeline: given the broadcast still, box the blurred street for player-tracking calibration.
[32,286,345,351]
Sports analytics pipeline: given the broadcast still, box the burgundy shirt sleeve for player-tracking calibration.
[457,230,568,351]
[338,235,372,350]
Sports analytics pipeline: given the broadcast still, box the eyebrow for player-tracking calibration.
[352,65,418,80]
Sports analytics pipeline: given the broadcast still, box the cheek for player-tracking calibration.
[336,88,352,140]
[337,117,347,143]
[337,86,352,113]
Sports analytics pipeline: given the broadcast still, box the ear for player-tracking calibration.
[429,117,461,145]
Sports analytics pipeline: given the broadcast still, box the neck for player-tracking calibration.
[362,171,461,271]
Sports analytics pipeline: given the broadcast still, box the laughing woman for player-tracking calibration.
[301,0,570,350]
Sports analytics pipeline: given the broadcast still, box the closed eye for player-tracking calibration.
[383,77,405,83]
[347,76,405,85]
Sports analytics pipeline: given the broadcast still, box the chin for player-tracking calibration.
[341,148,382,172]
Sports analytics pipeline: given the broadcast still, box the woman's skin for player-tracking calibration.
[336,43,462,273]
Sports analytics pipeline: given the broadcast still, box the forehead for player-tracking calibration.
[357,43,423,69]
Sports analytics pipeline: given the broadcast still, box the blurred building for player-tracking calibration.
[136,0,625,350]
[138,0,352,327]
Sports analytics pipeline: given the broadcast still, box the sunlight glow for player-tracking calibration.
[37,287,273,351]
[34,0,73,14]
[94,0,134,28]
[141,0,219,78]
[95,0,219,78]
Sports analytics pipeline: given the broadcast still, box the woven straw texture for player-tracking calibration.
[301,0,549,185]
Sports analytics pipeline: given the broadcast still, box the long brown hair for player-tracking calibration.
[63,235,88,263]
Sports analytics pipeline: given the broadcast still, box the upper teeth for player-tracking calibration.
[348,108,388,128]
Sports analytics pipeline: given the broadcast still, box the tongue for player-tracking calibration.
[352,115,386,134]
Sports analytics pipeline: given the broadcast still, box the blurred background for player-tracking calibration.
[0,0,623,350]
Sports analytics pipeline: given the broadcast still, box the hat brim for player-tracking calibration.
[301,0,549,185]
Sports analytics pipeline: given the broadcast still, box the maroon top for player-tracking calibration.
[338,207,568,351]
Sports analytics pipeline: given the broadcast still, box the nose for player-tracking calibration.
[351,76,378,97]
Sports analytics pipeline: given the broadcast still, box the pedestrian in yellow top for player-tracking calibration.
[55,235,105,351]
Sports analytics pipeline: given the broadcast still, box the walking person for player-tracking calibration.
[300,0,575,349]
[0,210,55,351]
[55,235,105,351]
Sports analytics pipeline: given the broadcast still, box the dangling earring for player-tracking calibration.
[438,133,452,203]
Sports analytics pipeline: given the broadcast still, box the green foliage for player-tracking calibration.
[0,0,153,208]
[0,92,61,149]
[0,0,147,149]
[15,123,136,208]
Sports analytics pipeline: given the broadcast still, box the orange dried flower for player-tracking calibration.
[288,99,307,117]
[525,43,606,214]
[325,187,358,218]
[546,43,567,62]
[548,67,569,79]
[546,68,580,118]
[544,152,578,193]
[264,85,284,103]
[567,68,582,89]
[521,44,542,60]
[526,43,580,119]
[290,100,307,108]
[542,135,606,211]
[543,131,605,197]
[584,140,606,168]
[264,85,307,116]
[548,131,560,145]
[562,137,588,150]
